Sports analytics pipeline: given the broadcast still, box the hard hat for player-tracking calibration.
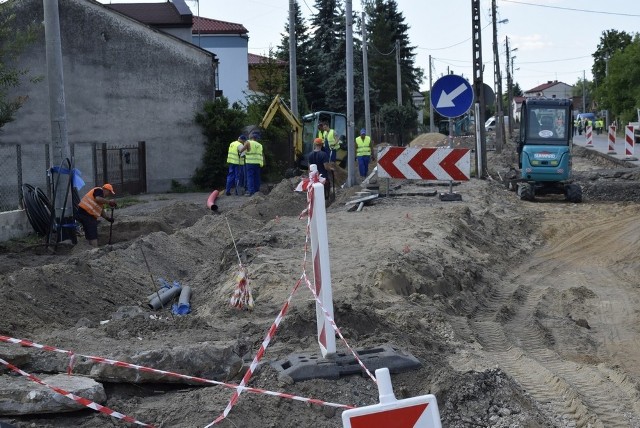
[103,183,115,194]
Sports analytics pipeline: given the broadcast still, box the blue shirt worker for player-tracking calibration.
[355,128,372,179]
[308,137,332,200]
[243,132,264,196]
[225,135,247,196]
[75,183,117,247]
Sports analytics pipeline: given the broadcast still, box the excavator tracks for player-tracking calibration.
[460,206,640,427]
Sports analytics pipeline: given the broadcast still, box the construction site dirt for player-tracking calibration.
[1,137,640,428]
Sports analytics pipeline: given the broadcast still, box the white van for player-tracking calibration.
[485,116,509,132]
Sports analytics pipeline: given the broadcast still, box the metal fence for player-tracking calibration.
[0,141,146,213]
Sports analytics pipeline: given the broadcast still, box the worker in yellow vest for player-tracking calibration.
[75,183,117,246]
[243,132,264,196]
[225,134,247,196]
[318,122,339,162]
[595,118,604,135]
[355,128,373,179]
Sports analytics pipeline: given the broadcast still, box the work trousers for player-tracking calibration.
[246,163,261,195]
[225,164,244,195]
[357,155,371,178]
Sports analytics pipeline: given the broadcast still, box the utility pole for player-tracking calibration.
[582,69,586,114]
[44,0,74,243]
[491,0,504,153]
[361,12,371,137]
[604,56,609,129]
[346,0,355,187]
[395,39,402,106]
[471,0,487,178]
[429,55,434,133]
[505,36,513,138]
[288,0,298,117]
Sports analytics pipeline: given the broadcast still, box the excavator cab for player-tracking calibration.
[513,98,582,202]
[301,111,348,167]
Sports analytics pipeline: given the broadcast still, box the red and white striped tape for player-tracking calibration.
[0,357,154,427]
[207,276,305,426]
[585,125,593,146]
[0,335,353,421]
[625,125,635,157]
[2,169,381,427]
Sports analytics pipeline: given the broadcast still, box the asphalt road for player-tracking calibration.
[572,128,640,167]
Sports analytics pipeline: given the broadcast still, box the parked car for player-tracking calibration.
[485,116,509,132]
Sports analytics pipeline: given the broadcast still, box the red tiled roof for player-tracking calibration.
[525,80,567,93]
[193,16,248,35]
[106,2,192,26]
[248,53,286,66]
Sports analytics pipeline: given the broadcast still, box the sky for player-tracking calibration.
[96,0,640,94]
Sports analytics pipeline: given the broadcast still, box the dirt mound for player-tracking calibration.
[2,142,640,427]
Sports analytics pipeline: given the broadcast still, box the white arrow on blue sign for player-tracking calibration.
[430,74,474,118]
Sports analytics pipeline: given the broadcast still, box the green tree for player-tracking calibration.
[192,97,247,190]
[599,35,640,125]
[0,5,41,129]
[592,30,633,86]
[364,0,421,114]
[379,103,417,146]
[245,48,299,174]
[511,82,523,97]
[307,0,345,111]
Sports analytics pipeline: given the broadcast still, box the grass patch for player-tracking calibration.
[114,196,146,209]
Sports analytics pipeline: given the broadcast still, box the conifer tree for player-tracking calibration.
[364,0,421,112]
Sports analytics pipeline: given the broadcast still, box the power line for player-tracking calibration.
[500,0,640,17]
[518,55,592,64]
[417,23,491,51]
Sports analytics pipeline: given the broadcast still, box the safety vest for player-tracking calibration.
[78,187,104,218]
[227,140,244,165]
[355,135,371,156]
[245,140,264,167]
[318,129,339,150]
[596,120,604,128]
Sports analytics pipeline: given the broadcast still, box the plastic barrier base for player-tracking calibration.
[439,192,462,201]
[271,344,421,382]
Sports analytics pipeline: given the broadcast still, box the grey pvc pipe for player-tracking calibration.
[146,285,172,302]
[148,285,181,310]
[178,286,191,306]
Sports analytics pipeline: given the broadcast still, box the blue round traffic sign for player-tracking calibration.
[430,74,474,118]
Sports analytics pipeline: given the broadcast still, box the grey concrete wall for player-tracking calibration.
[1,0,216,193]
[0,210,32,242]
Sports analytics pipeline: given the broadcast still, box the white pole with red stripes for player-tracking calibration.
[585,125,593,147]
[607,125,617,154]
[625,125,637,160]
[308,166,336,357]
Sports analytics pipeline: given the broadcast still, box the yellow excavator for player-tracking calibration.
[260,95,348,169]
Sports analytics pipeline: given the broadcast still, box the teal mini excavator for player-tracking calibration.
[508,98,582,203]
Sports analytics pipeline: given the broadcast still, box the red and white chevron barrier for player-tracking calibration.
[625,125,635,159]
[377,147,471,181]
[585,125,593,147]
[608,125,617,154]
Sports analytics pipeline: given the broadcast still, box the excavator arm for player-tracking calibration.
[260,95,303,165]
